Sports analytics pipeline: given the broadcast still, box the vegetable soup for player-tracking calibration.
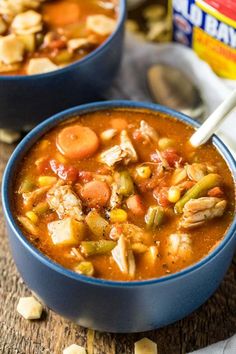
[13,109,235,281]
[0,0,118,75]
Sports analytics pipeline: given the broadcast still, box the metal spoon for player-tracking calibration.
[147,64,206,121]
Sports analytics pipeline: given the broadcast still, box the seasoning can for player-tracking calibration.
[171,0,236,79]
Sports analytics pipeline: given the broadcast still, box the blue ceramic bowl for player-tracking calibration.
[0,1,126,131]
[2,101,236,333]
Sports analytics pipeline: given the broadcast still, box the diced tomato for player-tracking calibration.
[126,194,145,216]
[78,171,93,183]
[179,180,196,192]
[50,159,78,182]
[162,148,183,167]
[208,187,224,198]
[153,187,171,207]
[48,39,66,50]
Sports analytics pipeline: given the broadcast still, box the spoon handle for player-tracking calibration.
[190,89,236,147]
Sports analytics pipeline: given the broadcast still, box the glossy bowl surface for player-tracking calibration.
[2,100,236,333]
[0,1,126,130]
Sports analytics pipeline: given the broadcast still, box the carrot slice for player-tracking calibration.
[80,180,111,207]
[43,1,80,27]
[126,195,145,216]
[110,118,128,132]
[56,125,99,160]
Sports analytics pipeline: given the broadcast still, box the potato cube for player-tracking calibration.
[48,218,85,246]
[63,344,86,354]
[17,296,43,320]
[0,34,24,64]
[134,338,158,354]
[27,58,58,75]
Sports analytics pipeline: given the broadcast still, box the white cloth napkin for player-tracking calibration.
[105,34,236,353]
[189,334,236,354]
[106,35,236,157]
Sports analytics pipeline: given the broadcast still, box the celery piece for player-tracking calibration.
[19,179,35,193]
[17,216,39,236]
[33,201,49,215]
[85,211,109,238]
[145,206,164,229]
[75,261,94,276]
[81,240,116,257]
[54,50,72,64]
[175,173,222,214]
[118,170,134,197]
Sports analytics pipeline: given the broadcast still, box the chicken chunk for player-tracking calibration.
[48,217,85,246]
[139,120,159,143]
[99,145,126,167]
[47,182,83,220]
[22,185,50,208]
[180,197,227,228]
[112,235,136,277]
[185,163,208,182]
[166,233,192,260]
[99,130,138,167]
[120,130,138,164]
[109,182,122,209]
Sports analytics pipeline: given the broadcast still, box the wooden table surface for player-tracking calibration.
[0,141,235,354]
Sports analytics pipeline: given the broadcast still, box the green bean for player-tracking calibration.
[118,170,134,197]
[74,261,94,276]
[81,240,116,257]
[174,173,222,214]
[18,179,35,193]
[33,201,49,215]
[145,206,164,229]
[17,216,39,236]
[54,50,72,64]
[85,211,109,238]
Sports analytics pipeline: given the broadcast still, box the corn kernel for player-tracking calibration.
[109,209,127,223]
[26,211,38,224]
[136,166,151,179]
[38,176,57,187]
[168,186,181,203]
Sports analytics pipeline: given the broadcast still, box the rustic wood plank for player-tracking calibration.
[0,141,235,354]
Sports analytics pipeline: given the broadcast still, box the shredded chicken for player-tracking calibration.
[99,145,126,167]
[22,185,50,208]
[47,181,84,221]
[166,233,192,260]
[180,197,227,228]
[139,120,159,143]
[120,130,138,164]
[109,182,122,209]
[185,163,207,182]
[111,235,136,277]
[99,130,138,166]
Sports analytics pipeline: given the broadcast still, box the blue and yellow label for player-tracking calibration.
[171,0,236,79]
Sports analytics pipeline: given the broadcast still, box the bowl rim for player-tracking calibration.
[0,0,126,80]
[2,100,236,288]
